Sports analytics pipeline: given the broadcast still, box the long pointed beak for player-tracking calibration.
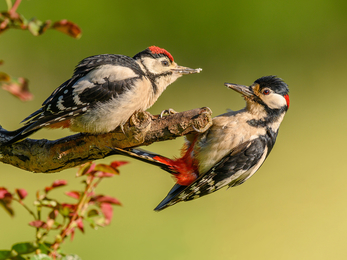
[224,83,253,97]
[171,66,202,74]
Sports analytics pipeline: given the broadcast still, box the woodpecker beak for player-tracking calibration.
[171,66,202,75]
[224,83,253,97]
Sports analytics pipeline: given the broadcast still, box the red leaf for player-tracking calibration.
[61,203,76,210]
[52,20,82,39]
[77,162,95,177]
[93,164,120,175]
[44,186,52,193]
[93,171,114,178]
[1,77,33,101]
[45,179,68,193]
[92,195,121,205]
[65,191,80,199]
[100,203,113,225]
[0,188,13,216]
[52,180,68,188]
[15,189,28,200]
[110,161,129,168]
[0,188,10,199]
[70,227,75,241]
[76,217,84,233]
[29,220,47,229]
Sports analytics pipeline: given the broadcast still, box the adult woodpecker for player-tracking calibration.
[112,76,290,211]
[0,46,201,145]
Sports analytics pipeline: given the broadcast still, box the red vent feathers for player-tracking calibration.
[148,46,174,62]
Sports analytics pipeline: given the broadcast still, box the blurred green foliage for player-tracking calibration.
[1,0,347,259]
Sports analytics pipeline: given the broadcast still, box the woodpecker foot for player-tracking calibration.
[119,124,126,134]
[192,111,213,133]
[160,108,178,118]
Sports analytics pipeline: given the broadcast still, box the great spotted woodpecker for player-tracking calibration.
[0,46,201,145]
[112,76,290,211]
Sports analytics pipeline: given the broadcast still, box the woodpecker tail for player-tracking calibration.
[0,125,40,146]
[109,147,199,211]
[109,147,177,174]
[154,183,187,211]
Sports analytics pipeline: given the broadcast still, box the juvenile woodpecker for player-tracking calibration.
[112,76,290,211]
[0,46,201,145]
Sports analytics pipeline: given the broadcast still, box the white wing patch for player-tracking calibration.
[89,64,138,83]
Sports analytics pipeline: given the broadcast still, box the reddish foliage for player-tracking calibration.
[15,188,28,200]
[52,180,68,188]
[52,20,82,39]
[93,171,114,178]
[45,180,68,193]
[1,159,123,253]
[100,203,113,225]
[65,191,81,199]
[1,77,33,101]
[110,161,129,168]
[92,195,121,206]
[0,187,10,199]
[69,228,75,241]
[77,162,96,177]
[61,203,77,211]
[29,220,48,229]
[76,218,84,233]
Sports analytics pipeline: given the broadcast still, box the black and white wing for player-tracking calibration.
[19,55,144,134]
[155,136,271,211]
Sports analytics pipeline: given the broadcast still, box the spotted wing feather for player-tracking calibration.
[21,55,144,131]
[155,137,269,210]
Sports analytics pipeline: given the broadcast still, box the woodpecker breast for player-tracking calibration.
[195,109,268,174]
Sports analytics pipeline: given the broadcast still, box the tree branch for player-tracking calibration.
[0,107,212,173]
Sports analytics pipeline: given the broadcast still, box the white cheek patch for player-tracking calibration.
[141,57,171,74]
[262,93,287,109]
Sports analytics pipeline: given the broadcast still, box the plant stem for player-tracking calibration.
[12,198,37,220]
[50,175,96,253]
[5,0,12,11]
[9,0,21,14]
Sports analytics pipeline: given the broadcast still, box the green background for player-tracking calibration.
[1,0,347,259]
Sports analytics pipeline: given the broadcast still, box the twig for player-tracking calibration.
[8,0,21,15]
[0,108,213,173]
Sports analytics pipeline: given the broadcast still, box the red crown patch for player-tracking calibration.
[148,46,174,62]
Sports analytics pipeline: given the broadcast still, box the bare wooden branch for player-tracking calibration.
[0,107,212,173]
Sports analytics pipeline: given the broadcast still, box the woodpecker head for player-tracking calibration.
[225,76,290,116]
[133,46,201,90]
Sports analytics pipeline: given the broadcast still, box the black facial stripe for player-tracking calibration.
[246,107,284,127]
[139,60,173,95]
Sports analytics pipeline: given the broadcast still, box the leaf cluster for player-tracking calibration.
[0,0,82,101]
[0,160,127,260]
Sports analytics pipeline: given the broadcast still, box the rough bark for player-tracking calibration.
[0,107,212,173]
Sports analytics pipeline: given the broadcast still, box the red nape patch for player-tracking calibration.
[148,46,174,62]
[46,119,71,129]
[284,94,290,109]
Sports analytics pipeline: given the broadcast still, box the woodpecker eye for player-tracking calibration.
[161,60,170,67]
[262,89,270,95]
